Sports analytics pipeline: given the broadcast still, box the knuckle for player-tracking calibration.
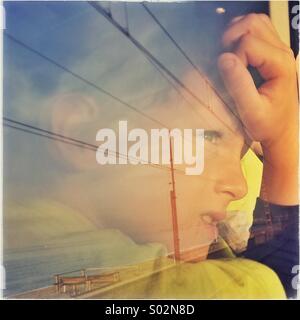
[258,13,271,23]
[245,13,259,27]
[239,33,252,48]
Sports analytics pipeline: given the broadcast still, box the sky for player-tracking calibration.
[3,1,269,249]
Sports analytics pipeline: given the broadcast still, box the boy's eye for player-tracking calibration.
[204,130,222,144]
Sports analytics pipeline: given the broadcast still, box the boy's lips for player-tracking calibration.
[200,212,225,242]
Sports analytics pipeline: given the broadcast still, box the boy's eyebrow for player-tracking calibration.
[203,129,223,137]
[201,120,240,136]
[196,100,242,134]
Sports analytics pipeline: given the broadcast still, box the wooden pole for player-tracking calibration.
[169,134,180,261]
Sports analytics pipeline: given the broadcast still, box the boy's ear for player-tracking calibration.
[47,93,100,171]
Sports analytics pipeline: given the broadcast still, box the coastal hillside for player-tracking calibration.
[3,199,166,296]
[3,199,97,250]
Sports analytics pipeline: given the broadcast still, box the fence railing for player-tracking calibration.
[53,264,141,296]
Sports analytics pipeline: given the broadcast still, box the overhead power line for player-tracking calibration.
[5,31,212,148]
[4,117,233,183]
[4,123,96,152]
[4,32,224,161]
[142,2,237,118]
[3,117,184,174]
[4,32,167,129]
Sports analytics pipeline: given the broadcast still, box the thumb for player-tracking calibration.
[218,53,265,126]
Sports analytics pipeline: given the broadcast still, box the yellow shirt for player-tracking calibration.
[89,256,286,299]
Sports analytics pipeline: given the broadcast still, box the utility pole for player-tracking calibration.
[169,133,180,261]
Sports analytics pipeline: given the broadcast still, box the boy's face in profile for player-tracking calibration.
[49,70,248,261]
[145,72,249,260]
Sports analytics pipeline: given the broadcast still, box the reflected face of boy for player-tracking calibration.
[105,78,249,262]
[93,76,247,260]
[173,84,249,261]
[51,74,249,263]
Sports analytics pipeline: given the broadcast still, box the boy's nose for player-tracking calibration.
[214,162,248,201]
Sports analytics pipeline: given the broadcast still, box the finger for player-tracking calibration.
[229,14,280,37]
[222,13,287,51]
[233,33,293,80]
[218,52,265,130]
[229,14,280,41]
